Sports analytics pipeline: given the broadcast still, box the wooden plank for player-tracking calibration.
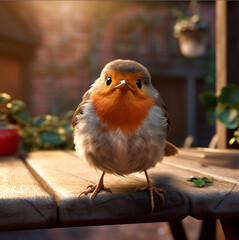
[176,148,239,169]
[216,0,227,149]
[0,156,57,231]
[145,163,239,219]
[168,221,187,240]
[220,218,238,240]
[25,151,239,223]
[179,148,239,158]
[199,219,216,240]
[163,157,239,183]
[25,151,189,226]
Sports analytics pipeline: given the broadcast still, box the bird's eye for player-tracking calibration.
[105,77,112,86]
[136,79,142,89]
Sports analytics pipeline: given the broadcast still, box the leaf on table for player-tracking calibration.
[201,177,214,183]
[192,179,206,187]
[187,176,214,187]
[187,176,199,181]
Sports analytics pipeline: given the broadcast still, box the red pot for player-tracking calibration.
[0,126,20,156]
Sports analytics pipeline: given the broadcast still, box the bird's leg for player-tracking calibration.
[79,172,112,200]
[141,170,164,215]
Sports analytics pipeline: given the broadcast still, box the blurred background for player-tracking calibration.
[0,1,218,239]
[0,1,216,148]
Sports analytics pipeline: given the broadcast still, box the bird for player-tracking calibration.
[72,59,178,214]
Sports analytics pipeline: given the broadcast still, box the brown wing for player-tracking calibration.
[164,141,178,156]
[72,90,91,128]
[155,92,178,156]
[155,93,171,129]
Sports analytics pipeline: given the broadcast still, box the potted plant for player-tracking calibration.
[173,8,208,58]
[22,111,74,151]
[0,93,30,156]
[199,84,239,145]
[0,93,74,154]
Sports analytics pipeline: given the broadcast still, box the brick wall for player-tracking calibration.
[30,1,93,116]
[24,1,216,146]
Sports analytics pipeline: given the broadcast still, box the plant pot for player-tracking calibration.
[178,29,207,58]
[0,125,20,156]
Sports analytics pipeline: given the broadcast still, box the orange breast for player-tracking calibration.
[91,90,154,135]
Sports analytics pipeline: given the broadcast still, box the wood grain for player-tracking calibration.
[23,150,239,226]
[0,156,57,231]
[146,163,239,219]
[25,151,189,226]
[177,148,239,169]
[216,0,227,149]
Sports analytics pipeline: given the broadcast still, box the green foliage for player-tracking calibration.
[0,93,74,151]
[0,93,11,105]
[199,84,239,145]
[173,12,207,38]
[187,176,213,187]
[228,130,239,145]
[199,91,217,108]
[22,111,74,151]
[0,93,30,125]
[219,84,239,105]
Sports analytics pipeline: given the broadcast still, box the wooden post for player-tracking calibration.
[216,1,227,149]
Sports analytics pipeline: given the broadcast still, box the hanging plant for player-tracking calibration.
[173,1,208,58]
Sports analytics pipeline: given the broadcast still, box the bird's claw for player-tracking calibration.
[79,184,97,197]
[79,184,112,199]
[135,185,164,215]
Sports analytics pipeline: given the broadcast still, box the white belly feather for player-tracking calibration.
[74,101,167,176]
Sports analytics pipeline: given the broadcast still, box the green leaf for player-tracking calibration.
[14,110,30,124]
[8,100,26,113]
[0,93,11,105]
[187,176,199,182]
[217,107,239,129]
[32,115,49,127]
[233,130,239,136]
[193,179,206,187]
[39,131,65,145]
[199,91,217,108]
[61,122,73,133]
[218,84,239,105]
[187,176,214,187]
[229,137,236,145]
[42,116,59,127]
[33,115,59,128]
[201,177,214,183]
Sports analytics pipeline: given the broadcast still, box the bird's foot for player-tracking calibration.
[79,183,112,199]
[136,184,164,215]
[78,172,112,204]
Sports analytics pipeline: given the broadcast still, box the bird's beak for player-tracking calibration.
[114,80,134,90]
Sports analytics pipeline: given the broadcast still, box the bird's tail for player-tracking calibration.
[164,141,178,156]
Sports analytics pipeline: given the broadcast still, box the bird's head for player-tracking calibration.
[91,59,157,134]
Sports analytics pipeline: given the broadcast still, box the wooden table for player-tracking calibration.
[0,149,238,239]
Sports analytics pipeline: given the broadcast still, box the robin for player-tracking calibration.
[72,59,178,214]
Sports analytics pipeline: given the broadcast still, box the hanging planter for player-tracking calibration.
[173,1,208,58]
[177,26,207,58]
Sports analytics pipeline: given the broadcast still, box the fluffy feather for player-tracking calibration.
[74,102,167,175]
[73,59,178,175]
[73,59,178,214]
